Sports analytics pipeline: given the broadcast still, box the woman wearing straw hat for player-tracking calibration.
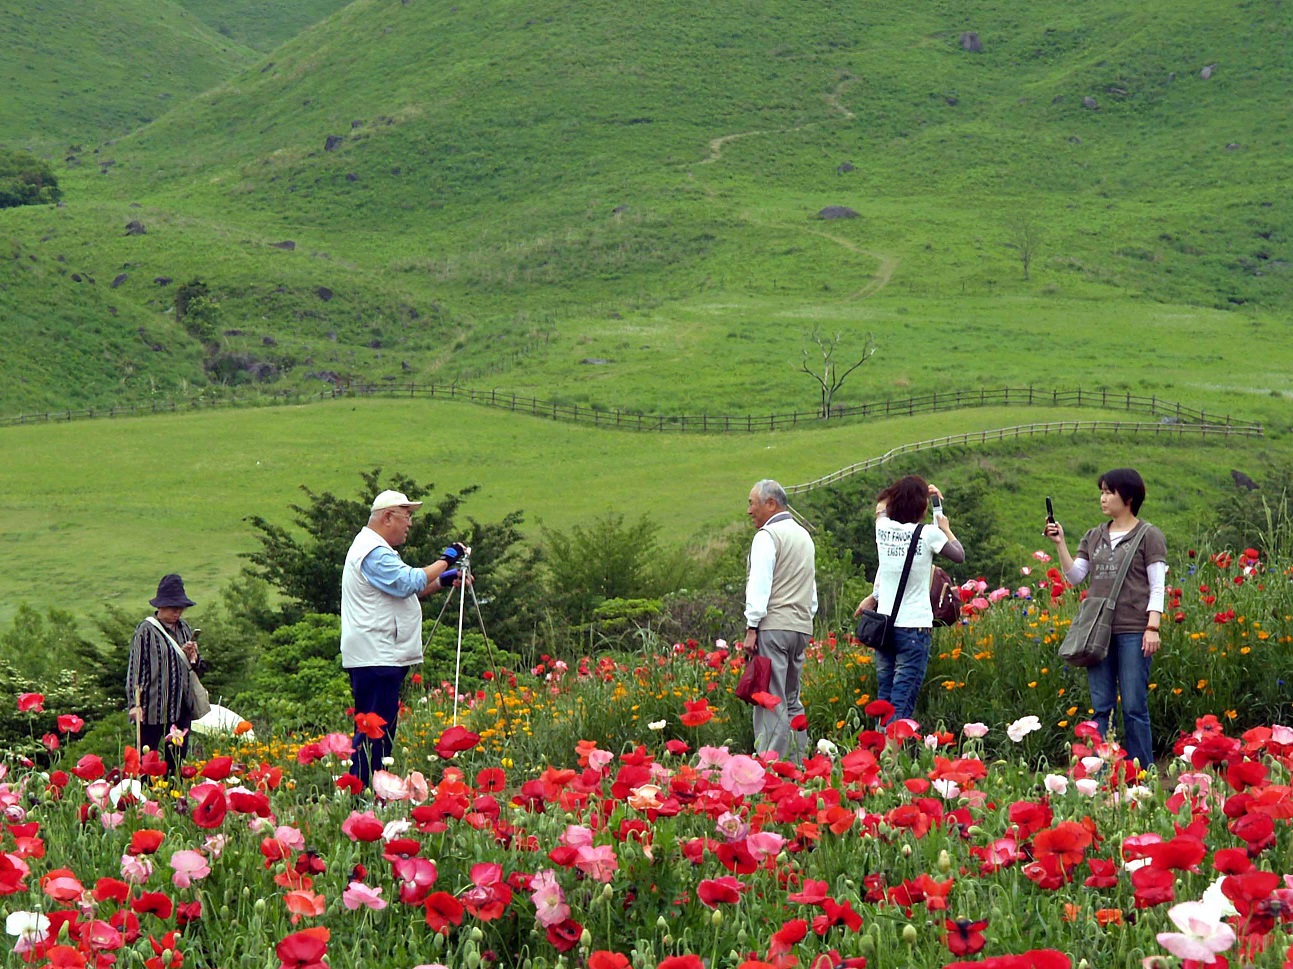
[126,574,204,775]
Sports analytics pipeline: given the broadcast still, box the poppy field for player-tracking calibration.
[9,547,1293,969]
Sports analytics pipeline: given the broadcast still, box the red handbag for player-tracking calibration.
[735,650,772,704]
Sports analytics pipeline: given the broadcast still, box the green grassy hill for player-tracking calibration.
[0,399,1271,625]
[176,0,355,52]
[0,0,256,156]
[0,0,1287,418]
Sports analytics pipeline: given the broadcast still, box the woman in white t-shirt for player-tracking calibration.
[854,475,965,723]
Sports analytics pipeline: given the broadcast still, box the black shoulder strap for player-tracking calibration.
[886,524,925,626]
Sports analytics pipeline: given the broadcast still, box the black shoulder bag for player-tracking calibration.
[856,524,924,656]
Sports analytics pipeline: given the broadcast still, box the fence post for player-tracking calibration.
[747,415,752,432]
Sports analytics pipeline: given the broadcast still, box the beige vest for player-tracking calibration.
[340,527,424,668]
[761,514,816,633]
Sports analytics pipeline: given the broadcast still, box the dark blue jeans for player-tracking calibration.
[1087,631,1153,770]
[349,666,408,786]
[874,627,932,723]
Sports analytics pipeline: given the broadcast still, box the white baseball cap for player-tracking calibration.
[371,490,424,513]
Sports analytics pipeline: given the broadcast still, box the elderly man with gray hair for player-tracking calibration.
[742,478,817,760]
[341,489,468,786]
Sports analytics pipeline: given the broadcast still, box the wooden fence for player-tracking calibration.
[785,420,1265,494]
[0,383,1263,436]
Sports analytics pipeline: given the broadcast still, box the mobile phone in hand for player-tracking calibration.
[1045,497,1055,524]
[931,497,944,519]
[192,629,202,642]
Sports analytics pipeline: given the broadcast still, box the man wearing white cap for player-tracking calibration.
[341,489,467,785]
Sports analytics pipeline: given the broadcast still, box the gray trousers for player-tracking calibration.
[752,628,811,761]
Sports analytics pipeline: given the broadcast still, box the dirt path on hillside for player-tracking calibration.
[801,227,898,299]
[697,73,856,165]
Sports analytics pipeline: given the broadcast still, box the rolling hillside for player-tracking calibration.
[0,0,1288,418]
[176,0,355,52]
[0,0,256,155]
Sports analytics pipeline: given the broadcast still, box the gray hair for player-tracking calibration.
[752,479,788,508]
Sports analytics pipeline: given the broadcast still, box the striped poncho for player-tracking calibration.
[125,616,198,728]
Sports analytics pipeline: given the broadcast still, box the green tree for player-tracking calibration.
[542,513,689,620]
[244,468,543,646]
[0,150,61,208]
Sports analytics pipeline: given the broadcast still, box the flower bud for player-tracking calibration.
[466,951,482,969]
[656,917,668,932]
[711,908,723,926]
[901,843,913,857]
[938,849,952,873]
[602,883,614,901]
[253,898,266,914]
[580,929,592,949]
[903,924,919,945]
[470,927,485,942]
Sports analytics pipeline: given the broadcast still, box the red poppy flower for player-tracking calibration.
[131,892,175,920]
[680,698,714,727]
[475,767,507,792]
[228,790,272,817]
[56,713,84,734]
[1213,848,1254,874]
[1145,835,1207,873]
[353,712,387,740]
[1032,821,1093,869]
[589,954,631,969]
[199,757,234,781]
[334,774,364,795]
[139,750,169,777]
[864,699,895,720]
[768,918,809,955]
[128,829,165,856]
[71,754,105,782]
[697,876,747,907]
[94,878,131,904]
[1130,866,1175,908]
[435,725,481,759]
[191,787,228,829]
[545,917,583,952]
[943,950,1070,969]
[657,957,705,969]
[424,892,465,934]
[787,878,830,906]
[945,917,989,956]
[665,739,691,755]
[16,692,44,713]
[275,926,330,969]
[791,714,809,731]
[750,692,782,710]
[1083,858,1119,888]
[41,946,85,969]
[715,840,759,874]
[1230,812,1276,853]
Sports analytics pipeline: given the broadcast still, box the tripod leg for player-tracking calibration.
[466,579,513,739]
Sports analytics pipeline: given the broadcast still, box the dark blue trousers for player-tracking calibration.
[348,666,408,785]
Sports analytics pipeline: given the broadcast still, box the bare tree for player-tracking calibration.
[799,328,878,418]
[1005,215,1044,280]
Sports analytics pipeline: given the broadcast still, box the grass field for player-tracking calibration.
[0,398,1274,626]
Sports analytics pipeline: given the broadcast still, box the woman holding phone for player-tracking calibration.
[855,475,965,723]
[1044,468,1167,773]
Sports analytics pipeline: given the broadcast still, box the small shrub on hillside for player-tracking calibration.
[232,613,348,732]
[0,150,60,208]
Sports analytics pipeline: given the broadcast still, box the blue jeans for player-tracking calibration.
[1087,631,1153,769]
[874,627,932,722]
[349,666,408,786]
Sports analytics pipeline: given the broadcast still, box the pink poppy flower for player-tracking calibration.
[747,831,786,861]
[371,771,409,802]
[1156,901,1236,962]
[587,749,614,771]
[529,870,570,928]
[321,733,355,759]
[574,845,619,883]
[560,825,595,848]
[274,826,306,851]
[970,596,991,611]
[962,722,989,739]
[988,587,1010,603]
[120,854,152,885]
[16,694,43,713]
[696,746,732,771]
[405,771,430,804]
[342,881,387,911]
[714,813,748,843]
[719,755,766,797]
[1015,586,1033,599]
[169,850,211,889]
[1033,550,1052,562]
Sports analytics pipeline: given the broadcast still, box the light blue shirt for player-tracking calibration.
[360,545,428,599]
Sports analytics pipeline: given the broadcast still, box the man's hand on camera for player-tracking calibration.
[438,568,460,588]
[441,542,468,564]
